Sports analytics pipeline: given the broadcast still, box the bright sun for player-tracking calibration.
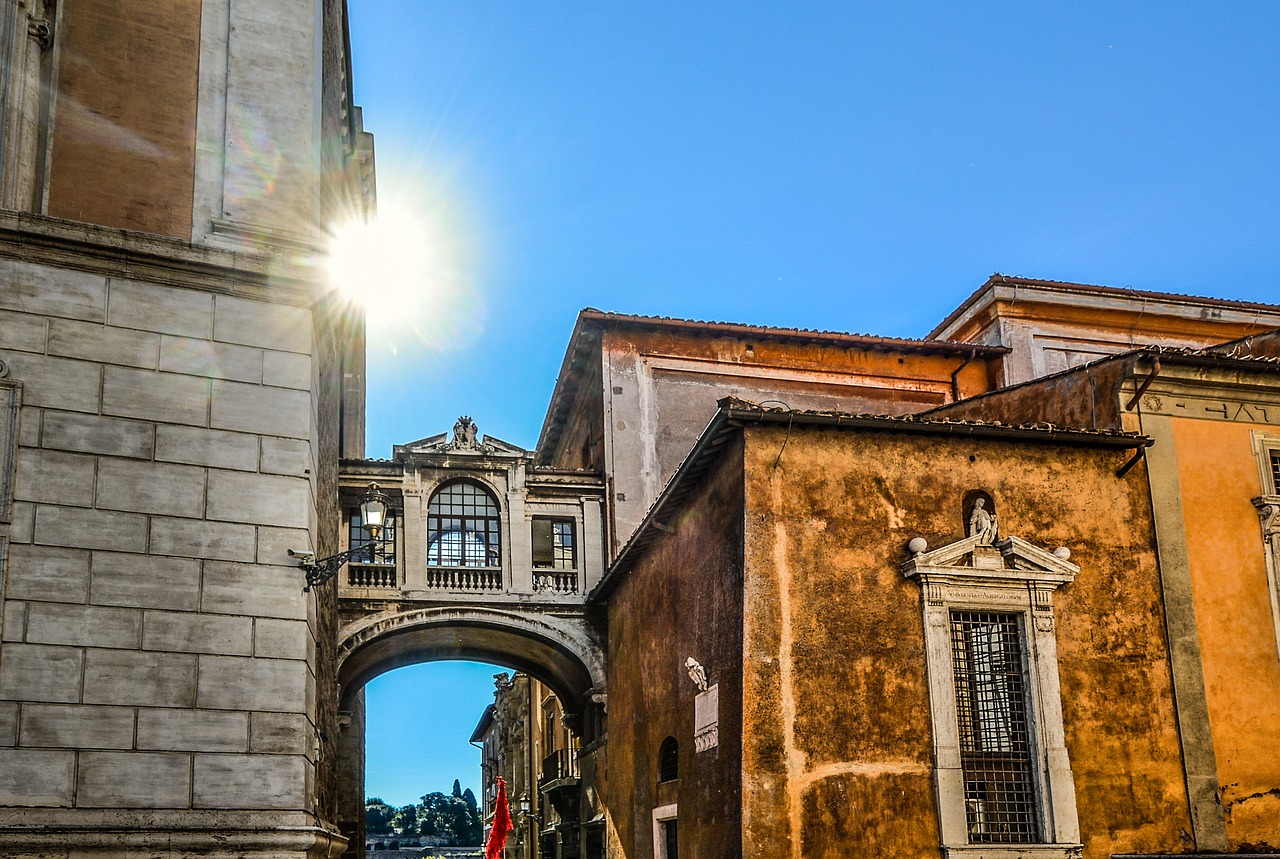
[327,202,437,323]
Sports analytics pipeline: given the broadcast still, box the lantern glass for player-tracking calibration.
[358,483,389,539]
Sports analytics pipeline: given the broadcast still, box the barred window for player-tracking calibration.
[1270,449,1280,494]
[532,518,576,570]
[658,736,679,783]
[427,480,501,567]
[951,611,1039,844]
[349,508,396,565]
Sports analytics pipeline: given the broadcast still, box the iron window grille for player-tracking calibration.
[950,610,1040,844]
[348,508,396,565]
[426,480,502,568]
[1270,449,1280,493]
[658,736,679,783]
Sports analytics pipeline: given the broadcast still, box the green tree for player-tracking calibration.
[365,798,395,835]
[452,778,462,798]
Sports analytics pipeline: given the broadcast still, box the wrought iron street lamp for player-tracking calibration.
[293,482,390,592]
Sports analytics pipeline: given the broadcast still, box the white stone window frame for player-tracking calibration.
[651,802,678,859]
[1250,432,1280,662]
[903,534,1082,859]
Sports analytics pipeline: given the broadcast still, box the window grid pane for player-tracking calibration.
[426,482,501,567]
[951,611,1039,844]
[1270,449,1280,493]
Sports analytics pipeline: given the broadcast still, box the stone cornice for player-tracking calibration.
[0,210,323,306]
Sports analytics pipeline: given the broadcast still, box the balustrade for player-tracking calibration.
[424,566,504,591]
[348,564,397,588]
[533,570,580,594]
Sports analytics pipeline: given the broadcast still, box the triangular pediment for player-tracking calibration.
[902,532,1079,586]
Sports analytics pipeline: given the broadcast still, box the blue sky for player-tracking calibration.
[347,2,1280,806]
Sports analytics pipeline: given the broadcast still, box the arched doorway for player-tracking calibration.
[334,607,606,858]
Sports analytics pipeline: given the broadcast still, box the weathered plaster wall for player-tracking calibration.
[740,425,1189,858]
[600,326,997,549]
[46,0,201,238]
[606,434,745,859]
[930,355,1133,432]
[1171,418,1280,848]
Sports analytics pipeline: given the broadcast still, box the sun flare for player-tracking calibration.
[327,202,439,323]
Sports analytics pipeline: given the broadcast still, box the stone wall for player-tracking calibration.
[0,215,345,856]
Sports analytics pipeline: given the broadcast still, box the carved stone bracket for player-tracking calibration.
[1254,495,1280,540]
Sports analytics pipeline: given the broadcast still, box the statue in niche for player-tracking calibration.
[968,497,998,545]
[685,657,709,692]
[451,416,480,450]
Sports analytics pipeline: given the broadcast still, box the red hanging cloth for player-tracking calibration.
[484,777,513,859]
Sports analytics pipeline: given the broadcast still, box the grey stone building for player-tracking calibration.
[0,0,372,855]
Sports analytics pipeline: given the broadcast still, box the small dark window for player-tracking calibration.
[532,517,576,570]
[658,736,679,783]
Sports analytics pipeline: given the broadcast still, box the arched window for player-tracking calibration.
[658,736,679,783]
[427,480,501,567]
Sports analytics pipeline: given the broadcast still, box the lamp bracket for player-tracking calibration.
[298,542,377,592]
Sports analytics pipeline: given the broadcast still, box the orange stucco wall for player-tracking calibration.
[740,426,1190,858]
[1171,418,1280,846]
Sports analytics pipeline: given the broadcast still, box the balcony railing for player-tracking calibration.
[539,748,579,786]
[532,570,579,595]
[425,566,503,591]
[348,563,397,588]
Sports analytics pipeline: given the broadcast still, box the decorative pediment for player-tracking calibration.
[901,532,1079,589]
[395,417,530,458]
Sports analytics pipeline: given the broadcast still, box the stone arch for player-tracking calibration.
[337,605,605,722]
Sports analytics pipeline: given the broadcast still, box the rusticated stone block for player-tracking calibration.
[160,335,262,383]
[0,701,18,746]
[210,380,310,439]
[34,506,148,553]
[77,750,191,807]
[150,516,255,562]
[259,436,312,477]
[108,279,212,338]
[96,458,205,518]
[26,603,141,649]
[0,748,75,805]
[48,318,160,368]
[42,411,154,459]
[193,752,305,809]
[5,544,91,603]
[90,551,200,611]
[102,366,211,427]
[249,711,310,754]
[155,425,258,471]
[200,561,306,619]
[0,643,83,703]
[83,649,197,707]
[0,308,49,353]
[1,353,101,412]
[253,618,308,660]
[142,610,252,656]
[0,258,105,322]
[262,349,311,390]
[20,703,135,749]
[213,294,311,353]
[137,707,248,752]
[196,656,307,712]
[206,471,309,529]
[14,448,96,507]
